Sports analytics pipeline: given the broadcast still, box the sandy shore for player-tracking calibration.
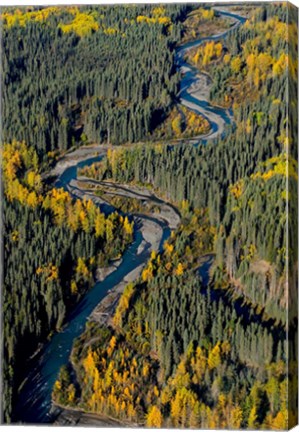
[96,258,123,282]
[45,144,108,179]
[52,404,130,427]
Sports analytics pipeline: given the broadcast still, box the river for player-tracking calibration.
[14,8,246,424]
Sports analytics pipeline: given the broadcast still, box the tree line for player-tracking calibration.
[2,4,190,159]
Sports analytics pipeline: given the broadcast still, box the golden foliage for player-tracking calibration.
[59,10,99,37]
[36,263,59,282]
[251,154,298,182]
[146,405,163,427]
[54,380,62,391]
[2,141,41,207]
[71,280,78,295]
[76,257,90,279]
[2,7,62,27]
[175,263,184,276]
[207,342,221,370]
[164,241,174,256]
[171,115,182,136]
[199,8,215,20]
[231,56,242,74]
[123,216,134,237]
[192,41,223,67]
[136,14,171,27]
[169,106,210,138]
[229,179,244,199]
[113,283,135,327]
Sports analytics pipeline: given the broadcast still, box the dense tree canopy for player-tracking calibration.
[2,5,189,158]
[2,141,133,422]
[69,4,297,428]
[2,2,297,429]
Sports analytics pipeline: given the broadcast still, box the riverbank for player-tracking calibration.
[52,404,129,427]
[45,144,107,179]
[76,177,181,230]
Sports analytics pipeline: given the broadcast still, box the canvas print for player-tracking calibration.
[1,2,298,429]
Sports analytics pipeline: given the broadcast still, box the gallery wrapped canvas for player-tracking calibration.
[1,1,298,429]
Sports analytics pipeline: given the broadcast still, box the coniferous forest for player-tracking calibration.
[1,3,298,429]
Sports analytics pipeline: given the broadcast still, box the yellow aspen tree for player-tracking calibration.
[105,218,114,243]
[127,403,136,420]
[223,54,231,64]
[83,348,97,379]
[67,383,76,404]
[171,115,182,136]
[146,405,163,428]
[54,380,62,391]
[271,411,287,430]
[231,57,242,74]
[175,263,184,276]
[95,212,106,238]
[193,50,201,65]
[123,216,133,237]
[27,191,38,208]
[76,257,90,278]
[93,367,100,395]
[142,363,150,378]
[181,199,189,213]
[80,209,90,233]
[248,406,258,429]
[215,42,222,57]
[254,67,260,88]
[107,335,117,357]
[208,342,221,369]
[229,405,243,429]
[164,242,174,255]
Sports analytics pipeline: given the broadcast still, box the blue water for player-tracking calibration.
[15,8,246,424]
[176,9,246,142]
[15,155,170,423]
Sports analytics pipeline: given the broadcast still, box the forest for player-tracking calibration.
[53,212,291,429]
[1,4,191,157]
[59,3,297,429]
[2,2,297,429]
[2,141,133,422]
[80,2,297,324]
[0,4,190,421]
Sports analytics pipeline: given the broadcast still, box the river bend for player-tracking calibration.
[15,8,246,424]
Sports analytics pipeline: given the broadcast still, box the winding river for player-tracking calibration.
[15,8,246,424]
[176,9,246,142]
